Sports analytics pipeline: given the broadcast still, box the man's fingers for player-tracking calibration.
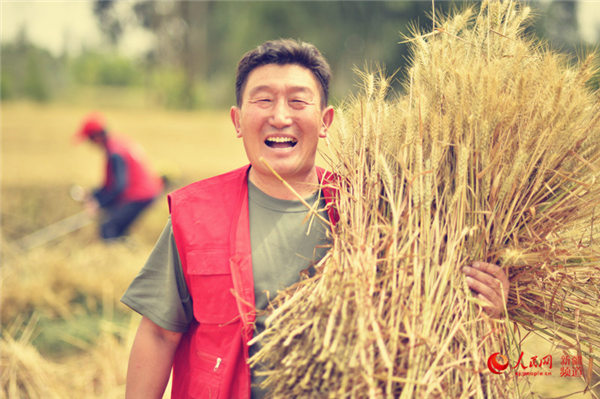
[465,275,501,307]
[471,261,500,276]
[471,261,509,297]
[463,262,509,318]
[476,294,501,318]
[466,276,502,317]
[463,266,504,296]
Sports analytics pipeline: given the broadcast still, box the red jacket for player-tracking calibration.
[104,137,163,203]
[168,165,337,399]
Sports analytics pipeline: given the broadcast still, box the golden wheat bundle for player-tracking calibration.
[0,315,133,399]
[1,239,145,323]
[0,316,63,399]
[251,1,600,397]
[1,238,141,398]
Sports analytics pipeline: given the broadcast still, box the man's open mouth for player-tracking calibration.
[265,137,298,148]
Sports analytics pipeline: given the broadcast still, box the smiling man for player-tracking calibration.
[231,61,333,200]
[122,40,336,399]
[121,39,509,399]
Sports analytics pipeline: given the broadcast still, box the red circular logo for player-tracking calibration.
[487,352,509,374]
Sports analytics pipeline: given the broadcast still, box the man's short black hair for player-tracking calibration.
[235,39,331,108]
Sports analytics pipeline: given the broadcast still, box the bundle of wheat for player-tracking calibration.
[1,237,142,398]
[251,1,600,398]
[1,239,145,323]
[0,316,64,399]
[0,314,135,399]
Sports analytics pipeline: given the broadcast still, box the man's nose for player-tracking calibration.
[269,99,293,128]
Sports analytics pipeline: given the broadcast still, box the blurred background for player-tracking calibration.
[2,0,599,108]
[1,1,599,398]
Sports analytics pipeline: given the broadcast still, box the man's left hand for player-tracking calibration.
[463,261,509,318]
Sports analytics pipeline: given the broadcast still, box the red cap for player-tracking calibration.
[75,113,105,143]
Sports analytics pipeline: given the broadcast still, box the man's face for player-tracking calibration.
[231,63,334,189]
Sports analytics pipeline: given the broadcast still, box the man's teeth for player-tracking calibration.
[266,137,297,144]
[265,137,298,149]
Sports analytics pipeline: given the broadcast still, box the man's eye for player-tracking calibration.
[250,98,272,104]
[250,98,273,108]
[290,99,309,108]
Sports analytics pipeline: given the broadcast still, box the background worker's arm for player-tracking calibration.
[126,316,182,399]
[93,154,128,208]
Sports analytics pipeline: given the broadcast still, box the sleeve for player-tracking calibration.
[93,153,128,208]
[121,218,193,332]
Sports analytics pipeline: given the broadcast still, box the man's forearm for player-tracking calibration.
[126,316,182,399]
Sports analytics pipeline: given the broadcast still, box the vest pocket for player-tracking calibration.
[189,349,225,398]
[186,249,239,325]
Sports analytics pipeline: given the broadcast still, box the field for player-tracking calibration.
[1,101,594,398]
[1,101,248,398]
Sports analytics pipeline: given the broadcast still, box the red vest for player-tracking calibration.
[168,165,337,399]
[105,137,163,203]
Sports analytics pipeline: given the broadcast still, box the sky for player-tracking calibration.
[1,0,599,57]
[0,0,153,57]
[577,0,600,42]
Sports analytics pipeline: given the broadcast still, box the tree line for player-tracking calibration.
[1,1,596,109]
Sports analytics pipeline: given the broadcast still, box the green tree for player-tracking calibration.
[93,1,434,107]
[70,50,140,86]
[1,26,66,102]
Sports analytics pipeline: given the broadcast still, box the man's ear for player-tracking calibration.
[319,106,335,138]
[230,106,242,138]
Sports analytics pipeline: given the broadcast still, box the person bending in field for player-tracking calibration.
[75,114,164,240]
[121,39,509,399]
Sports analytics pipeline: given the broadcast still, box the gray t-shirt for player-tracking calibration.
[120,219,192,332]
[121,179,330,397]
